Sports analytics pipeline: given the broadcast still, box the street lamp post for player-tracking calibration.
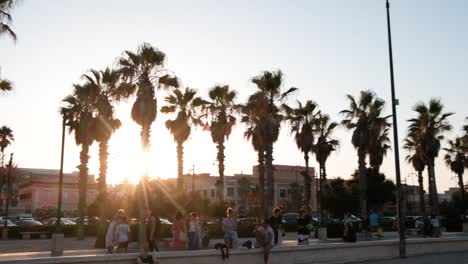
[386,0,406,258]
[51,116,66,256]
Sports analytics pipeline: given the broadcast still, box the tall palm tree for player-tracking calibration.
[312,113,339,221]
[283,100,319,210]
[404,133,427,216]
[444,137,468,215]
[203,85,238,201]
[0,125,13,167]
[117,43,179,152]
[82,68,127,247]
[241,104,266,217]
[0,0,18,41]
[250,70,297,212]
[161,87,204,189]
[408,98,453,214]
[61,83,96,240]
[340,90,389,221]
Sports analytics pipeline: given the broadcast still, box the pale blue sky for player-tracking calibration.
[0,0,467,191]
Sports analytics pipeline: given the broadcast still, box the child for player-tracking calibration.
[116,215,130,253]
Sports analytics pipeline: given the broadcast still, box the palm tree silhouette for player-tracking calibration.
[161,87,204,189]
[283,100,319,210]
[0,0,18,41]
[0,125,13,167]
[404,133,427,216]
[340,90,389,221]
[203,85,238,201]
[61,83,96,240]
[408,98,453,214]
[444,137,467,216]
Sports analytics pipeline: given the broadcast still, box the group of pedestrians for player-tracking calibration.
[170,211,207,250]
[105,209,131,253]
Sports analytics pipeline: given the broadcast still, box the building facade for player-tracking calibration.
[166,164,317,213]
[16,168,98,214]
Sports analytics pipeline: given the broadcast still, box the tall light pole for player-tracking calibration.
[386,0,406,258]
[56,116,66,233]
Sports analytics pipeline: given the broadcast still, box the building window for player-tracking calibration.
[203,190,208,198]
[279,188,287,198]
[211,189,215,198]
[227,187,234,197]
[64,191,68,201]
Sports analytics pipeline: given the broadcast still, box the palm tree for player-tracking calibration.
[203,85,238,201]
[61,83,95,240]
[0,125,13,167]
[368,126,391,174]
[0,0,18,41]
[117,43,179,152]
[444,137,468,216]
[161,87,204,189]
[82,68,127,247]
[312,113,339,222]
[241,104,267,217]
[0,78,13,92]
[404,133,427,216]
[283,100,319,210]
[250,70,297,212]
[408,98,453,214]
[340,90,389,221]
[237,177,252,214]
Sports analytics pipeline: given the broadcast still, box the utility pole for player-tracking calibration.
[56,116,66,234]
[191,165,195,199]
[386,0,406,258]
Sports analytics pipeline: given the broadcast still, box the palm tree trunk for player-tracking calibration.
[458,172,466,216]
[417,170,426,216]
[77,144,90,240]
[265,143,274,215]
[95,140,108,248]
[217,139,225,202]
[428,160,439,215]
[303,153,311,211]
[427,166,434,211]
[358,147,368,223]
[177,141,184,189]
[141,124,151,151]
[258,149,266,218]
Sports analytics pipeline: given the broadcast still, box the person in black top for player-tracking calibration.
[297,208,311,245]
[269,207,283,246]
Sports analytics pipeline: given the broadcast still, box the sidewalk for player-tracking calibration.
[0,232,466,262]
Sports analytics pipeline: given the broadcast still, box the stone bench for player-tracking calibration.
[20,231,49,239]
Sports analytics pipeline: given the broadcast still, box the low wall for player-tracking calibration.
[3,237,468,264]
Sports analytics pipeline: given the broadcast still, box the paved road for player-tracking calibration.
[354,251,468,264]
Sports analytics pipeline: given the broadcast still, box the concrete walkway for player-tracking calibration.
[351,251,468,264]
[0,232,466,262]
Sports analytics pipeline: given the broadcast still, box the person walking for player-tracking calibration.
[171,212,187,250]
[223,207,238,249]
[187,212,201,250]
[255,218,274,264]
[147,209,161,252]
[105,215,118,254]
[269,207,283,246]
[116,213,130,253]
[430,214,441,238]
[297,208,311,245]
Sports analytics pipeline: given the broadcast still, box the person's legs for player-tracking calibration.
[273,228,278,245]
[263,245,272,264]
[188,232,195,250]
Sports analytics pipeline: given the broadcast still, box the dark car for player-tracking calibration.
[282,213,299,231]
[43,218,76,226]
[15,219,43,227]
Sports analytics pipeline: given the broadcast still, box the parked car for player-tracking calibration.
[43,218,76,226]
[0,219,17,227]
[282,213,299,231]
[15,219,43,227]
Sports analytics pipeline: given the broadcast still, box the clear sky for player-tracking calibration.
[0,0,466,191]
